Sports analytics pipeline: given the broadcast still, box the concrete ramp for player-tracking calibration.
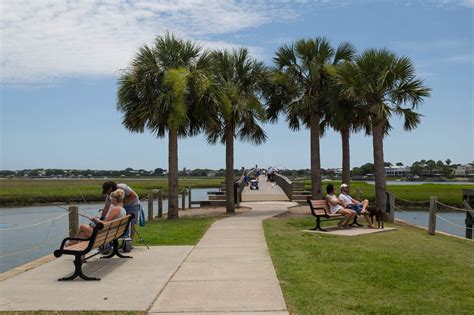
[242,175,289,202]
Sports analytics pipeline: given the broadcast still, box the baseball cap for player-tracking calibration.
[340,183,349,189]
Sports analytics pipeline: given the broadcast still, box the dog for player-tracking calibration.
[366,207,384,229]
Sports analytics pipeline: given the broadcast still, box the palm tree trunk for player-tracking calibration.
[225,128,235,213]
[310,109,322,199]
[372,120,386,212]
[167,129,179,219]
[341,128,350,186]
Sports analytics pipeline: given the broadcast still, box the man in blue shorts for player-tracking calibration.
[102,181,141,237]
[338,183,376,228]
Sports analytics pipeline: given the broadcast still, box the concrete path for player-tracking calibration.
[242,176,289,202]
[150,201,296,314]
[0,246,193,312]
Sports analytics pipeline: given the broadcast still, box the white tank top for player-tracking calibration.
[106,206,126,220]
[326,195,343,214]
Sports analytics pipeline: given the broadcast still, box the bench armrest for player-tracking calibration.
[57,236,89,251]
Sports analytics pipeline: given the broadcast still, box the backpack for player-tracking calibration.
[139,205,146,227]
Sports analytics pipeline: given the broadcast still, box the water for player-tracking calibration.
[396,210,469,238]
[0,188,215,273]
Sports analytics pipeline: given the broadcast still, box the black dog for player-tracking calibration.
[367,207,384,229]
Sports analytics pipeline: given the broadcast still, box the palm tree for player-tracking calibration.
[266,38,356,198]
[117,33,207,219]
[321,86,368,186]
[337,48,431,212]
[204,48,267,213]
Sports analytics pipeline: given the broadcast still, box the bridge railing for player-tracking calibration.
[274,172,293,200]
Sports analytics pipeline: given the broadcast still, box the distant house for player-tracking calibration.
[454,164,473,176]
[385,166,410,177]
[207,171,216,177]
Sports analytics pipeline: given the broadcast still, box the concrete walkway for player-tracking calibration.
[0,246,193,312]
[150,201,296,314]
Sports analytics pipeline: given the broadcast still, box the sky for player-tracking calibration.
[1,0,473,171]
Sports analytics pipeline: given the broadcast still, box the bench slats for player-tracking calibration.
[58,214,132,254]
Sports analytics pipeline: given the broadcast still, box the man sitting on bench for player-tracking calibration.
[338,183,376,229]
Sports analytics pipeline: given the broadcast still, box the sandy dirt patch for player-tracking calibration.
[178,206,251,218]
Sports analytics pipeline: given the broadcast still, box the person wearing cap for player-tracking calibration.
[102,181,140,236]
[338,183,376,228]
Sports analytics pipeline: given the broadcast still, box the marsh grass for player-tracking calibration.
[0,177,223,206]
[264,216,474,314]
[303,180,474,207]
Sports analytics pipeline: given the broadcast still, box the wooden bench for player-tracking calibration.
[53,214,134,281]
[307,199,362,231]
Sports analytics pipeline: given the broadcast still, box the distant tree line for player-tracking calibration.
[2,159,471,179]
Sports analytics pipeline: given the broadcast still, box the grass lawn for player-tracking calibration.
[0,177,223,207]
[264,216,474,315]
[302,180,474,207]
[135,216,218,245]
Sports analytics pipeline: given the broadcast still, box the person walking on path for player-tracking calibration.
[338,183,375,228]
[102,181,140,237]
[325,184,355,229]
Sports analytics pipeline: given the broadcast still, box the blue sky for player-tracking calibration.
[1,0,473,171]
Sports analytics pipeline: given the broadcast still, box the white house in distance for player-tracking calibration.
[385,166,411,177]
[454,163,473,176]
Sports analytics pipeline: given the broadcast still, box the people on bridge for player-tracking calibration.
[338,183,375,228]
[325,184,355,229]
[267,166,275,182]
[243,172,250,186]
[255,164,261,179]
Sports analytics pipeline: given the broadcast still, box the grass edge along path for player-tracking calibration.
[135,216,219,246]
[263,216,474,315]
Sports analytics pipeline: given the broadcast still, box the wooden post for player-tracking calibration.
[148,191,153,221]
[389,192,395,222]
[236,187,240,208]
[188,186,192,209]
[355,187,361,201]
[462,200,473,239]
[428,196,437,236]
[68,206,79,237]
[181,189,186,210]
[384,192,395,222]
[157,190,163,218]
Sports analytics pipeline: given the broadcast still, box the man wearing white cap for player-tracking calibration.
[339,183,375,228]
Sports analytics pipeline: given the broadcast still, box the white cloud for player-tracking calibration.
[0,0,298,84]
